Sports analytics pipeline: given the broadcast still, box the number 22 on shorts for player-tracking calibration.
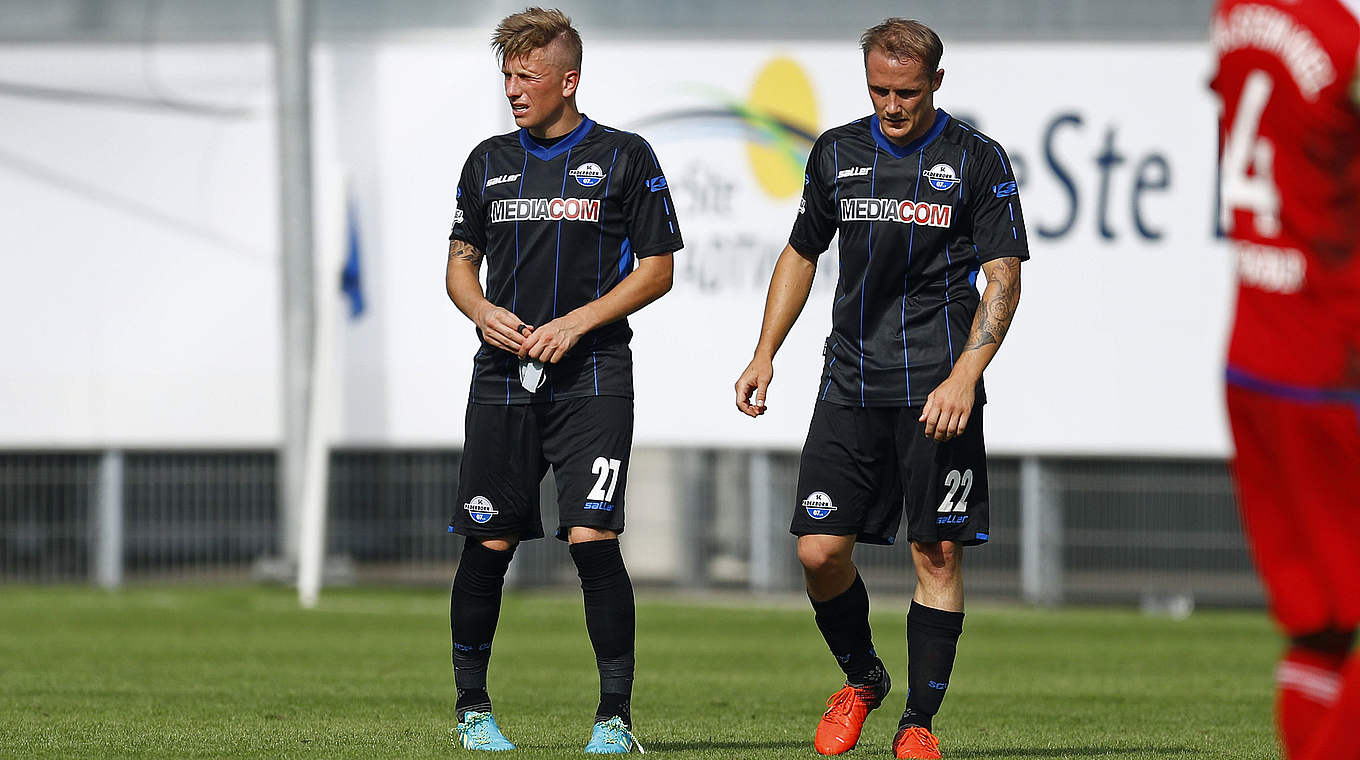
[937,468,974,513]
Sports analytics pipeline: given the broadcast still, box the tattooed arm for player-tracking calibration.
[445,239,529,354]
[919,256,1023,441]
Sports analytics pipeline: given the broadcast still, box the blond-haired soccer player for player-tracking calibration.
[736,18,1026,759]
[446,7,681,753]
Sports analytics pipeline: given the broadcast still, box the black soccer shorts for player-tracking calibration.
[451,396,633,541]
[790,400,990,546]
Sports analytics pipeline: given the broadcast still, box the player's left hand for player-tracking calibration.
[920,376,975,441]
[518,313,586,364]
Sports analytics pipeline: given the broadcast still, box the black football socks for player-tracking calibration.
[810,572,886,687]
[451,538,516,720]
[900,600,965,731]
[570,538,636,727]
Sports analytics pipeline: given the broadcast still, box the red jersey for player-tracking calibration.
[1211,0,1360,388]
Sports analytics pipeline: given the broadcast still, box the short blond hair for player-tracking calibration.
[492,7,583,71]
[860,18,943,71]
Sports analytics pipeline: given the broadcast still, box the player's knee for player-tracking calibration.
[566,526,617,544]
[797,540,851,577]
[912,540,961,576]
[476,535,520,552]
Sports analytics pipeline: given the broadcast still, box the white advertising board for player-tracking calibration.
[0,45,281,446]
[0,39,1233,456]
[402,41,1233,455]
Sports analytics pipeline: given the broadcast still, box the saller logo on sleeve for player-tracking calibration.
[485,172,522,187]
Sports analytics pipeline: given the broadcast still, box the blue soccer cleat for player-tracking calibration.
[584,716,645,754]
[453,711,516,752]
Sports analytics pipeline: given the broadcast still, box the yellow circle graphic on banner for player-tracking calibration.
[745,57,818,199]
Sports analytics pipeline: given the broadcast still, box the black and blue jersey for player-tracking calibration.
[450,116,683,405]
[790,109,1029,408]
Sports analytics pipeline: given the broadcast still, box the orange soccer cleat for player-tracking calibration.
[893,725,942,759]
[813,678,889,755]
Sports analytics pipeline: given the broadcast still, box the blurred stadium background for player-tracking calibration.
[0,0,1245,611]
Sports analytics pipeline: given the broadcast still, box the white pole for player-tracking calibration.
[275,0,315,567]
[296,164,345,608]
[296,299,332,607]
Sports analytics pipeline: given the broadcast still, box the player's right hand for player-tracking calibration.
[477,304,532,354]
[735,357,773,418]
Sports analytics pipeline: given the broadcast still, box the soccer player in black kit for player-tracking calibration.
[445,7,680,754]
[735,19,1026,760]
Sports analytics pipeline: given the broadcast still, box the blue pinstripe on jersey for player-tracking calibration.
[618,238,633,279]
[956,120,1019,244]
[592,147,620,395]
[556,148,571,320]
[509,150,530,404]
[821,139,843,403]
[546,148,576,401]
[861,147,879,406]
[637,133,677,235]
[942,149,967,366]
[820,353,838,400]
[480,153,489,200]
[902,150,923,399]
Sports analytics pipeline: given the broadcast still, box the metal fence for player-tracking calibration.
[0,448,1260,606]
[0,452,99,582]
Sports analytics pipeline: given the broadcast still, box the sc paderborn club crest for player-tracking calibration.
[923,163,960,191]
[463,495,498,524]
[570,162,604,187]
[802,491,837,520]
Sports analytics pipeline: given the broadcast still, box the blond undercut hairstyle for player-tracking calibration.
[860,18,943,71]
[492,7,583,72]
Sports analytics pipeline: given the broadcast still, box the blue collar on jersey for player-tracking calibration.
[519,115,596,160]
[870,109,949,158]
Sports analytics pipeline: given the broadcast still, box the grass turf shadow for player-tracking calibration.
[640,741,1197,757]
[955,747,1198,758]
[642,739,812,751]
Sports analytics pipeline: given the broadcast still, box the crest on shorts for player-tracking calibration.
[464,495,498,524]
[802,491,837,520]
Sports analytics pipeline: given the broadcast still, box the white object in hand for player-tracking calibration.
[518,360,546,393]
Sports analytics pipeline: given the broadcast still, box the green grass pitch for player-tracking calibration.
[0,587,1279,759]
